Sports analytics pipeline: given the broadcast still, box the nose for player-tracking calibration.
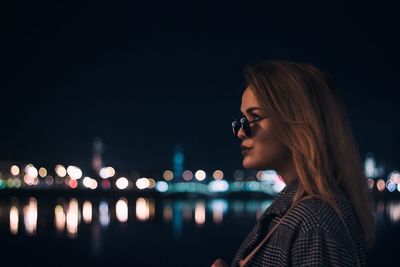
[237,126,247,140]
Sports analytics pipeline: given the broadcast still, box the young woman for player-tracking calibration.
[212,60,374,267]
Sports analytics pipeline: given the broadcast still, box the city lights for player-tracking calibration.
[55,165,67,177]
[0,158,398,197]
[99,167,115,179]
[156,181,168,192]
[116,177,129,190]
[163,170,174,181]
[136,178,150,190]
[195,170,206,181]
[213,170,224,180]
[10,165,20,176]
[116,198,128,223]
[182,170,193,181]
[67,166,82,180]
[82,201,92,224]
[38,167,47,178]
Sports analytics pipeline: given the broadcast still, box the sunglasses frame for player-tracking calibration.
[231,115,270,139]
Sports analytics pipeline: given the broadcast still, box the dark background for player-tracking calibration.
[1,1,399,175]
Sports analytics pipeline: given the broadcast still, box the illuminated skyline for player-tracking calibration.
[2,1,399,176]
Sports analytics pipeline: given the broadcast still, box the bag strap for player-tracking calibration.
[238,195,361,267]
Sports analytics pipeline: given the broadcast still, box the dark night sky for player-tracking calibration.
[1,1,399,175]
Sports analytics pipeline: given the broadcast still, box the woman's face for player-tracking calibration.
[239,87,291,170]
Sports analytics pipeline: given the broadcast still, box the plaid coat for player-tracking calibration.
[230,179,367,266]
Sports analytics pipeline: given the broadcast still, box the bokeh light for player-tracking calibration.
[377,179,385,192]
[182,170,193,181]
[213,170,224,180]
[55,165,67,177]
[136,178,150,190]
[116,198,128,223]
[38,167,47,178]
[116,177,129,190]
[10,165,20,176]
[195,170,206,181]
[67,166,82,180]
[163,170,174,181]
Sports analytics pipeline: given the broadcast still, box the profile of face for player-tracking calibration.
[239,87,292,170]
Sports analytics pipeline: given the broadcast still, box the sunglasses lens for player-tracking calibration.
[232,120,240,137]
[242,118,251,137]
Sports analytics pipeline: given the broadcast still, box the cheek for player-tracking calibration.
[252,129,288,166]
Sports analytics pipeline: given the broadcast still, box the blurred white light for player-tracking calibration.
[10,165,20,176]
[258,170,278,182]
[136,198,150,221]
[208,180,229,192]
[99,167,116,179]
[67,166,82,180]
[66,198,79,238]
[54,205,65,232]
[194,202,206,225]
[116,198,128,223]
[364,154,378,178]
[90,180,98,190]
[26,165,38,178]
[116,177,129,190]
[83,177,92,188]
[195,170,206,181]
[55,165,67,177]
[136,178,150,190]
[10,206,19,235]
[82,201,92,224]
[389,171,400,184]
[211,199,228,224]
[272,175,286,193]
[156,181,168,192]
[23,198,38,236]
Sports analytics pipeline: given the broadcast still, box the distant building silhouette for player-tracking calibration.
[92,137,105,175]
[173,144,184,181]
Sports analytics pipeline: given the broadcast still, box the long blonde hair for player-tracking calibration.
[244,60,375,247]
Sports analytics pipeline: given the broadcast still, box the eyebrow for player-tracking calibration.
[240,107,262,114]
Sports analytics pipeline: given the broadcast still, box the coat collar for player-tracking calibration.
[258,177,299,222]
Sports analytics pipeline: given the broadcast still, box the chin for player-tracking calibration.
[242,156,265,169]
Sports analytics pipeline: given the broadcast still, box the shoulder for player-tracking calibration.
[284,197,361,239]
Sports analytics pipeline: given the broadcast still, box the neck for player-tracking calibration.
[276,159,298,185]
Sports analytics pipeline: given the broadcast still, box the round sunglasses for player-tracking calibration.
[231,115,270,139]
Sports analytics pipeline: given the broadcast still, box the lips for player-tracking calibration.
[241,147,252,155]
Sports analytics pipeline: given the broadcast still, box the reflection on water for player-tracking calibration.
[54,204,65,232]
[66,198,79,238]
[136,197,155,221]
[83,201,92,224]
[211,199,228,224]
[99,201,110,227]
[375,200,400,223]
[116,198,128,223]
[194,201,205,225]
[23,198,37,235]
[0,195,398,267]
[3,196,399,240]
[9,205,18,235]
